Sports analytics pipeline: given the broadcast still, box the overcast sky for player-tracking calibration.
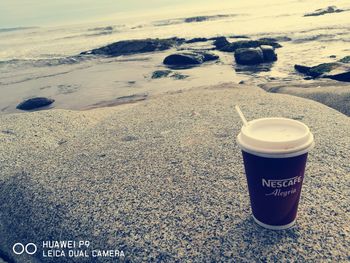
[0,0,213,27]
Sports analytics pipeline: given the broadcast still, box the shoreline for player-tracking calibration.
[2,78,349,117]
[1,33,349,116]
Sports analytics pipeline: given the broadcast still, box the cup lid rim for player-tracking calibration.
[237,117,314,155]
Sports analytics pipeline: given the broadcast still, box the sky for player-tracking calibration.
[0,0,214,28]
[2,0,348,28]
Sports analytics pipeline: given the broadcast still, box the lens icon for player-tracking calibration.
[25,243,37,255]
[12,243,25,255]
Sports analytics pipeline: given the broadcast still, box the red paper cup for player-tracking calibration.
[237,118,314,230]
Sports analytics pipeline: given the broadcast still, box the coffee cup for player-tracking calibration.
[237,117,314,230]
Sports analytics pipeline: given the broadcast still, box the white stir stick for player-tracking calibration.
[235,105,249,126]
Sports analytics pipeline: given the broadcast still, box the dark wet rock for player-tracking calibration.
[229,35,250,39]
[233,39,282,49]
[185,37,208,43]
[234,48,264,65]
[151,70,189,80]
[234,46,278,65]
[304,76,314,80]
[16,97,54,111]
[295,63,338,78]
[339,56,350,63]
[295,62,350,82]
[201,52,220,62]
[258,36,292,42]
[294,64,312,74]
[304,6,344,17]
[239,80,245,84]
[212,37,230,50]
[185,16,210,23]
[81,37,185,57]
[330,55,337,58]
[163,52,219,68]
[260,45,277,62]
[184,15,232,23]
[152,70,172,79]
[214,37,281,52]
[235,63,273,73]
[208,36,224,41]
[164,53,201,66]
[325,71,350,82]
[155,15,234,26]
[86,26,115,36]
[171,73,189,80]
[88,26,114,31]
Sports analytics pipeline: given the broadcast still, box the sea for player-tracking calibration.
[0,0,349,113]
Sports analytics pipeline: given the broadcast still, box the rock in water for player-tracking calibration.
[212,37,230,50]
[258,36,292,42]
[294,64,312,74]
[151,70,188,80]
[163,52,219,68]
[304,6,344,17]
[201,52,220,62]
[164,53,201,66]
[185,37,208,44]
[295,63,339,78]
[16,97,54,110]
[260,45,278,62]
[339,56,350,63]
[234,48,264,65]
[295,60,350,82]
[171,73,189,80]
[214,37,281,52]
[152,70,172,79]
[325,71,350,82]
[81,37,185,57]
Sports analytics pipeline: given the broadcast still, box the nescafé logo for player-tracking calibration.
[262,176,302,188]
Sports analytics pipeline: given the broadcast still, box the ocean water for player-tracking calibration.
[0,0,350,113]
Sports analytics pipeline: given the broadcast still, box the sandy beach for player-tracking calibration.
[0,83,349,262]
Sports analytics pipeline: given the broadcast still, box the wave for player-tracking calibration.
[0,26,38,33]
[154,14,238,27]
[0,55,90,69]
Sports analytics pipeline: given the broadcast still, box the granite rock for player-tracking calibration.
[0,84,349,262]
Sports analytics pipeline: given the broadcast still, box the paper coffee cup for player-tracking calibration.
[237,117,314,230]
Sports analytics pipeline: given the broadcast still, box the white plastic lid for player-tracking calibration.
[237,117,314,158]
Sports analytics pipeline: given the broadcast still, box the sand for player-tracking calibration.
[0,83,349,262]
